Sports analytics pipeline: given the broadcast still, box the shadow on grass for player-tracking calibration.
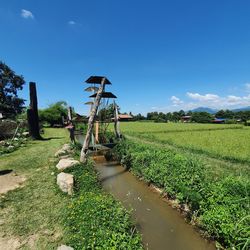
[0,169,13,175]
[34,136,64,141]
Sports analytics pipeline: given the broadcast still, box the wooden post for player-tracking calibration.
[114,101,121,138]
[27,82,41,139]
[68,107,73,122]
[80,77,106,162]
[95,121,99,143]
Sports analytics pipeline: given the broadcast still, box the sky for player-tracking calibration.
[1,0,250,115]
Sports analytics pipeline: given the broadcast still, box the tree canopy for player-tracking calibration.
[39,101,68,126]
[0,61,25,118]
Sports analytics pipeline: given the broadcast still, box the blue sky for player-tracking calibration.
[1,0,250,115]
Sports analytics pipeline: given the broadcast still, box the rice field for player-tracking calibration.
[120,122,250,164]
[120,121,243,134]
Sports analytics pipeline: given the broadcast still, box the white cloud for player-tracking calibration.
[21,9,34,19]
[170,96,183,106]
[187,92,219,102]
[68,20,76,25]
[185,92,250,109]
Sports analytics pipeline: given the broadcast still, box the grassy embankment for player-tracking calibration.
[113,122,250,249]
[0,128,142,249]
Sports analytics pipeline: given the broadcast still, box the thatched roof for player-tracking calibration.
[85,76,111,85]
[89,92,117,99]
[84,86,99,92]
[84,101,94,105]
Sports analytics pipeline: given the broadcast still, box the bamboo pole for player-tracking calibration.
[80,77,106,162]
[114,101,121,139]
[95,121,99,143]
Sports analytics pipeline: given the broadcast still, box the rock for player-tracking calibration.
[55,144,72,157]
[56,158,80,171]
[54,149,67,157]
[22,132,29,137]
[57,245,74,250]
[59,155,72,160]
[61,144,71,151]
[56,173,74,195]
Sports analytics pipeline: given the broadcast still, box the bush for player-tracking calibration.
[0,119,17,139]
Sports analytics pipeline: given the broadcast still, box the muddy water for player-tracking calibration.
[94,155,215,250]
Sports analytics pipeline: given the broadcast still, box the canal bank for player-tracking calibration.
[93,154,215,250]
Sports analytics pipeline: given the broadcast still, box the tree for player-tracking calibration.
[39,101,68,126]
[0,61,25,118]
[178,110,185,117]
[172,112,181,122]
[191,112,213,123]
[98,103,116,121]
[134,113,145,121]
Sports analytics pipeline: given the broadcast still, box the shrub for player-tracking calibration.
[63,161,143,250]
[113,139,250,249]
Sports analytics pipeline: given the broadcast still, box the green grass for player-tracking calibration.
[0,128,143,249]
[134,127,250,164]
[119,122,250,164]
[119,121,243,134]
[0,128,69,249]
[63,161,143,250]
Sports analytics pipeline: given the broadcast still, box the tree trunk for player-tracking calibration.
[80,78,106,162]
[27,82,41,139]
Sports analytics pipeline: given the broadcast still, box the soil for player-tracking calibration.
[0,170,26,195]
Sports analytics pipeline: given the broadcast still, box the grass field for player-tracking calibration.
[120,121,243,134]
[120,122,250,164]
[0,128,69,249]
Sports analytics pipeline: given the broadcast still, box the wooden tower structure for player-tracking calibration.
[80,76,119,162]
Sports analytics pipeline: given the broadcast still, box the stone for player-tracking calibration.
[22,132,29,137]
[61,144,71,151]
[55,144,72,157]
[56,173,74,195]
[56,158,80,171]
[54,149,67,157]
[59,155,72,160]
[57,245,74,250]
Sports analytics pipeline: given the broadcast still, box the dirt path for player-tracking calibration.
[0,170,26,195]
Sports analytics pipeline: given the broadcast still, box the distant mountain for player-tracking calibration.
[189,106,250,114]
[190,107,218,114]
[232,106,250,112]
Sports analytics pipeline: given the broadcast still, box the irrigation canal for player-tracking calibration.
[76,135,215,250]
